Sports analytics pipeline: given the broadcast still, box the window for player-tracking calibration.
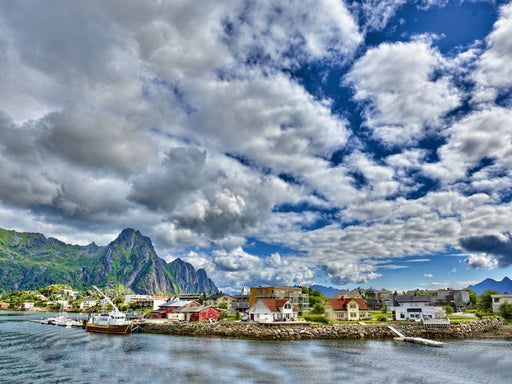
[494,298,500,303]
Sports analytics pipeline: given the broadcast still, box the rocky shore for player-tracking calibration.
[137,318,504,341]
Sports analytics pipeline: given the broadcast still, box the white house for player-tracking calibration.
[491,294,512,313]
[249,299,297,323]
[390,295,444,320]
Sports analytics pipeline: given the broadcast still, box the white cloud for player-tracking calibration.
[473,3,512,102]
[464,254,498,269]
[345,40,461,146]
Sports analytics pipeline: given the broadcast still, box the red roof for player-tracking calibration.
[327,298,369,311]
[258,299,297,313]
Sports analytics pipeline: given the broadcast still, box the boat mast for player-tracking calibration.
[92,285,120,312]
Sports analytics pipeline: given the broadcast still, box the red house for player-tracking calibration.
[174,305,221,322]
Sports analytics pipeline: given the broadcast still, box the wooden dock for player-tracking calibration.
[388,325,445,347]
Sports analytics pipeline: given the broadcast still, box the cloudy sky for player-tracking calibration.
[1,0,512,293]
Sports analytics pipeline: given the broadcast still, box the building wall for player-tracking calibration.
[491,294,512,313]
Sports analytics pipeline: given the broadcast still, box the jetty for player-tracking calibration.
[388,325,445,347]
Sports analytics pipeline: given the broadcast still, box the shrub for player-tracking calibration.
[499,302,512,320]
[304,315,329,324]
[376,315,387,322]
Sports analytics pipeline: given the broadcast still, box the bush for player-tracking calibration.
[376,315,387,322]
[500,302,512,320]
[304,315,330,324]
[443,305,454,315]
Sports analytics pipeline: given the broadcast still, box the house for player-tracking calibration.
[389,295,443,320]
[124,295,169,310]
[149,299,198,318]
[334,289,362,299]
[204,293,233,309]
[491,294,512,313]
[0,302,10,309]
[20,302,34,310]
[249,299,297,323]
[428,289,472,312]
[324,298,371,321]
[173,305,221,322]
[231,287,250,313]
[80,297,97,310]
[249,286,309,315]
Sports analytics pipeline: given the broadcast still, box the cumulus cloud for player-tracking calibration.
[345,40,461,146]
[473,3,512,102]
[1,1,512,292]
[460,232,512,268]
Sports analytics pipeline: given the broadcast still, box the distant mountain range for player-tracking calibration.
[311,285,340,297]
[0,227,217,295]
[467,277,512,296]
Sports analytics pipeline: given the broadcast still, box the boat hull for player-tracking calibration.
[85,322,133,334]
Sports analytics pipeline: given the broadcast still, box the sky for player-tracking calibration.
[1,0,512,294]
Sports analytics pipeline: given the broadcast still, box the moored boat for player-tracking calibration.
[85,285,133,334]
[85,312,133,334]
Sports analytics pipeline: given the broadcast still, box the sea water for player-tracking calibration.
[1,311,511,384]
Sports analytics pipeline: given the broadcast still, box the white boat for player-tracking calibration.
[85,286,133,334]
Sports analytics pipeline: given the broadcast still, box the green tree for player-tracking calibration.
[468,289,477,307]
[477,290,499,312]
[443,305,454,315]
[218,302,228,309]
[499,302,512,320]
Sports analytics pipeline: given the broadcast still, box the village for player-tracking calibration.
[2,284,510,325]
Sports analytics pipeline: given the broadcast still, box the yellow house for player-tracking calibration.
[324,298,371,321]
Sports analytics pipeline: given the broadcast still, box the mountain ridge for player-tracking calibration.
[0,227,217,295]
[467,277,512,296]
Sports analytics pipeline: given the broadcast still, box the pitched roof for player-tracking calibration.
[204,293,232,300]
[327,298,369,311]
[257,299,296,313]
[174,305,220,314]
[159,300,197,308]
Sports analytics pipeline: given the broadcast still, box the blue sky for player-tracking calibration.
[1,0,512,293]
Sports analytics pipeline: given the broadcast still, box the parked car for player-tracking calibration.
[241,315,250,322]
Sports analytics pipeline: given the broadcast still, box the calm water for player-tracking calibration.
[1,311,511,384]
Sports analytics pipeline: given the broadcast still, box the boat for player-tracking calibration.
[85,286,133,334]
[51,314,82,327]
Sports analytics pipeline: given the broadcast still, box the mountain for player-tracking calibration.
[467,277,512,296]
[0,227,216,295]
[311,285,340,297]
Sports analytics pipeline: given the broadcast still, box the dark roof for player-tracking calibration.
[393,295,431,305]
[204,294,232,300]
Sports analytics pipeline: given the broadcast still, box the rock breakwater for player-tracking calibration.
[138,318,502,341]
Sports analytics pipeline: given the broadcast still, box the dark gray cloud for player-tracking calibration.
[460,232,512,268]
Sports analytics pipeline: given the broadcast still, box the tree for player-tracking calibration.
[477,290,499,312]
[499,302,512,320]
[218,303,228,309]
[443,305,454,315]
[468,289,477,307]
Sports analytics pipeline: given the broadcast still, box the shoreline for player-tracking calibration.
[136,318,505,341]
[5,310,508,341]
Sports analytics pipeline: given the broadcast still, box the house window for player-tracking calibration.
[494,298,500,303]
[284,304,291,309]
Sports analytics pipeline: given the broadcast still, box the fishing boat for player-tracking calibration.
[85,286,133,334]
